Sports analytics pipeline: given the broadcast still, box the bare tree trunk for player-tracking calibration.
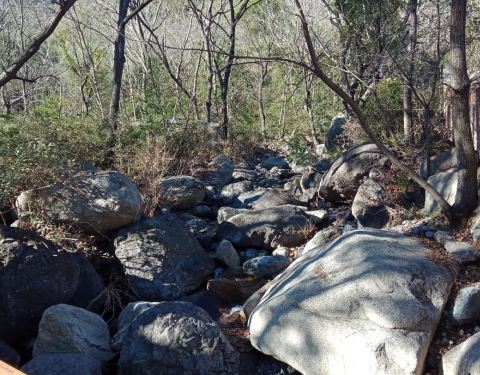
[304,71,319,147]
[449,0,478,215]
[258,63,268,141]
[107,0,129,147]
[403,0,417,144]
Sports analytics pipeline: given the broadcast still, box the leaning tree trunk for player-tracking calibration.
[450,0,478,215]
[107,0,129,148]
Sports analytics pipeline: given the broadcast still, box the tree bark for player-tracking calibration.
[403,0,417,144]
[449,0,478,215]
[107,0,129,147]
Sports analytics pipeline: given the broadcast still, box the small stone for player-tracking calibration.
[475,326,480,333]
[215,240,241,268]
[460,329,464,336]
[243,255,290,279]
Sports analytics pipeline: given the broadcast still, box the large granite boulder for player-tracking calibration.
[249,230,456,375]
[318,143,387,202]
[22,353,102,375]
[221,181,254,202]
[442,332,480,375]
[157,176,206,210]
[325,113,347,151]
[33,304,113,363]
[118,301,238,375]
[0,226,80,343]
[16,171,145,240]
[114,215,214,300]
[419,148,457,179]
[351,177,389,228]
[217,205,311,250]
[452,283,480,325]
[112,301,160,351]
[252,190,305,210]
[424,168,459,215]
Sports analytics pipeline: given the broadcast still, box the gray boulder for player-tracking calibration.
[442,332,480,375]
[351,178,389,228]
[252,190,305,210]
[453,283,480,325]
[179,213,216,248]
[236,190,266,208]
[112,301,160,351]
[318,143,387,202]
[444,240,480,264]
[33,304,113,363]
[419,148,457,179]
[118,301,238,375]
[217,205,311,250]
[302,227,342,255]
[16,171,145,240]
[0,226,80,343]
[325,113,347,151]
[243,255,290,279]
[249,230,456,375]
[216,239,241,268]
[232,168,256,182]
[261,156,289,170]
[191,204,213,218]
[158,176,206,210]
[69,252,105,312]
[204,155,234,188]
[22,353,102,375]
[221,181,254,201]
[114,215,213,300]
[424,168,459,215]
[217,207,248,223]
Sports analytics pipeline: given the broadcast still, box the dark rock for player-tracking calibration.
[243,256,290,278]
[22,353,102,375]
[118,302,239,375]
[318,143,387,202]
[157,176,206,210]
[69,252,105,312]
[0,226,80,344]
[0,340,20,367]
[207,278,267,304]
[252,190,305,210]
[351,178,389,229]
[217,205,311,250]
[114,215,214,300]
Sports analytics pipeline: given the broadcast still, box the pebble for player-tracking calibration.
[475,326,480,333]
[460,329,464,336]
